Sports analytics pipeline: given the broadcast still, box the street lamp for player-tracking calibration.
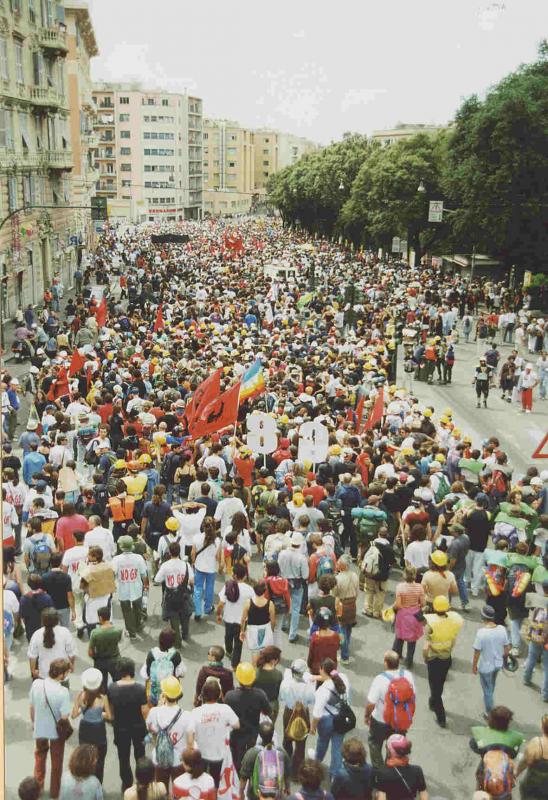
[338,181,345,191]
[417,180,426,193]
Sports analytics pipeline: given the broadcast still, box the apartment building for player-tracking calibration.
[65,1,98,250]
[202,117,255,216]
[92,83,203,222]
[371,122,447,146]
[254,129,318,191]
[0,0,86,317]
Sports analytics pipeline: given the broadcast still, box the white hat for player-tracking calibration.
[29,366,39,374]
[540,470,548,483]
[81,667,103,691]
[10,378,19,385]
[27,420,38,430]
[530,477,543,487]
[290,532,305,547]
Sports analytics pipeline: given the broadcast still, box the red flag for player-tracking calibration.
[153,304,164,332]
[95,296,107,327]
[363,388,385,431]
[190,381,241,440]
[355,394,365,431]
[68,348,86,377]
[46,366,70,401]
[185,369,222,432]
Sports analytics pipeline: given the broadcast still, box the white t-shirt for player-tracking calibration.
[404,540,433,570]
[28,625,77,679]
[218,581,255,624]
[173,771,216,800]
[312,674,351,719]
[155,559,194,589]
[192,533,221,573]
[146,705,191,767]
[188,702,239,761]
[367,668,416,723]
[62,545,89,590]
[222,526,252,554]
[4,587,19,617]
[112,552,147,602]
[203,454,227,479]
[174,507,207,548]
[214,497,245,533]
[85,526,115,561]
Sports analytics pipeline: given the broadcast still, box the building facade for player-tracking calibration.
[253,129,318,191]
[371,123,447,146]
[202,117,255,216]
[91,83,203,222]
[0,0,90,319]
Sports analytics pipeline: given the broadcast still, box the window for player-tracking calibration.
[119,113,130,122]
[263,171,269,177]
[0,37,9,81]
[120,147,131,155]
[263,160,269,166]
[8,175,17,211]
[14,40,24,84]
[228,161,235,167]
[19,111,30,149]
[264,137,270,143]
[10,0,22,14]
[162,99,168,106]
[263,149,269,154]
[203,132,208,139]
[119,96,129,104]
[0,108,13,148]
[32,50,43,86]
[121,180,131,187]
[28,0,36,23]
[120,130,130,138]
[147,98,155,106]
[120,163,131,172]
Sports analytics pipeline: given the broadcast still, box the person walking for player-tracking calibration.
[146,676,190,793]
[472,605,510,714]
[224,662,271,772]
[107,657,149,792]
[518,363,539,413]
[41,554,76,630]
[464,493,491,597]
[240,580,276,664]
[522,579,548,703]
[154,542,194,648]
[187,678,240,787]
[30,658,72,799]
[330,737,374,800]
[423,596,463,728]
[392,566,425,669]
[70,668,110,784]
[216,562,254,669]
[447,523,471,611]
[58,744,103,800]
[362,528,395,620]
[333,554,358,664]
[473,357,494,409]
[28,608,76,681]
[279,658,316,781]
[515,713,548,799]
[310,657,351,779]
[112,535,149,640]
[239,719,291,800]
[278,532,309,643]
[373,734,428,800]
[191,517,221,621]
[123,757,167,800]
[88,605,122,693]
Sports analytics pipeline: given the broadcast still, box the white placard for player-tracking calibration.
[246,412,278,455]
[297,420,329,464]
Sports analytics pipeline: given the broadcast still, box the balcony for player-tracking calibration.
[83,131,99,148]
[30,86,66,110]
[38,26,68,54]
[40,149,73,170]
[0,146,43,169]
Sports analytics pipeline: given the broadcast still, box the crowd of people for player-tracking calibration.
[2,217,548,800]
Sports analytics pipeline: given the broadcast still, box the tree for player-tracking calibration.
[444,41,548,274]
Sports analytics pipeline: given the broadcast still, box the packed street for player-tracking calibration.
[2,217,548,800]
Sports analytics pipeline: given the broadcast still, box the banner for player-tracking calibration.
[190,381,241,439]
[150,233,190,244]
[68,348,86,377]
[363,387,385,431]
[240,359,266,403]
[94,296,107,328]
[185,369,221,431]
[46,366,70,401]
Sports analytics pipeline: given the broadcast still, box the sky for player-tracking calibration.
[88,0,548,145]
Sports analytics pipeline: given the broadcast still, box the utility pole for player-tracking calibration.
[470,244,476,284]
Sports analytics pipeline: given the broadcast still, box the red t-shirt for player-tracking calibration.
[233,456,255,488]
[303,485,327,507]
[56,514,89,551]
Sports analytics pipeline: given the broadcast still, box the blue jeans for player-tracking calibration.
[479,669,499,712]
[288,585,304,640]
[315,715,344,778]
[455,573,468,607]
[340,624,352,661]
[193,569,215,617]
[524,641,548,700]
[510,618,522,649]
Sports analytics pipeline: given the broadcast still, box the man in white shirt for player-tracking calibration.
[154,542,195,647]
[365,650,416,768]
[112,536,148,639]
[187,678,239,784]
[61,529,88,632]
[217,563,255,668]
[214,483,246,534]
[85,515,116,562]
[173,503,207,559]
[202,445,227,479]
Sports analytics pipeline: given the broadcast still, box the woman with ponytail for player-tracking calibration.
[28,608,76,680]
[310,657,351,780]
[191,516,221,620]
[123,757,166,800]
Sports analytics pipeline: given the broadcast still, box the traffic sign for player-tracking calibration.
[532,432,548,459]
[391,236,401,253]
[428,200,444,223]
[400,240,407,255]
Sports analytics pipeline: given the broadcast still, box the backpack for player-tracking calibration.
[252,746,285,800]
[361,544,380,578]
[84,442,98,466]
[268,585,289,615]
[485,470,508,500]
[163,567,192,613]
[479,323,488,339]
[160,452,179,485]
[155,707,182,768]
[323,497,342,531]
[506,563,531,599]
[30,536,53,574]
[481,750,515,798]
[434,474,450,503]
[149,648,176,706]
[327,690,356,734]
[316,554,334,579]
[284,701,309,741]
[527,607,547,645]
[94,484,109,508]
[224,579,240,603]
[383,670,416,732]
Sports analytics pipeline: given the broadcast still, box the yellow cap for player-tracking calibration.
[235,662,256,686]
[423,409,433,418]
[435,454,446,464]
[113,459,127,470]
[433,595,450,613]
[165,516,180,531]
[431,550,448,567]
[139,453,152,464]
[161,676,182,700]
[443,408,453,417]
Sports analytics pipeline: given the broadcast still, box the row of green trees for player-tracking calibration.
[267,43,548,272]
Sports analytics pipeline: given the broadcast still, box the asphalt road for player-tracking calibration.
[3,321,548,800]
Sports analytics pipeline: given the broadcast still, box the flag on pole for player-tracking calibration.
[94,296,107,327]
[153,303,164,332]
[184,369,222,432]
[190,381,241,440]
[239,359,266,403]
[46,366,70,401]
[68,348,86,377]
[355,394,365,431]
[363,388,385,431]
[297,291,314,310]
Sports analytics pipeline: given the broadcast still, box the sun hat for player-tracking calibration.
[81,667,103,691]
[481,605,495,621]
[118,536,134,552]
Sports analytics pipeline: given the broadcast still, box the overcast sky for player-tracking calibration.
[88,0,548,145]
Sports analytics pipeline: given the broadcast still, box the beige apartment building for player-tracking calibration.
[203,120,318,215]
[92,83,203,222]
[0,0,95,318]
[371,122,447,146]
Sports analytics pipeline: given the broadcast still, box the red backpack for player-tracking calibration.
[383,670,416,732]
